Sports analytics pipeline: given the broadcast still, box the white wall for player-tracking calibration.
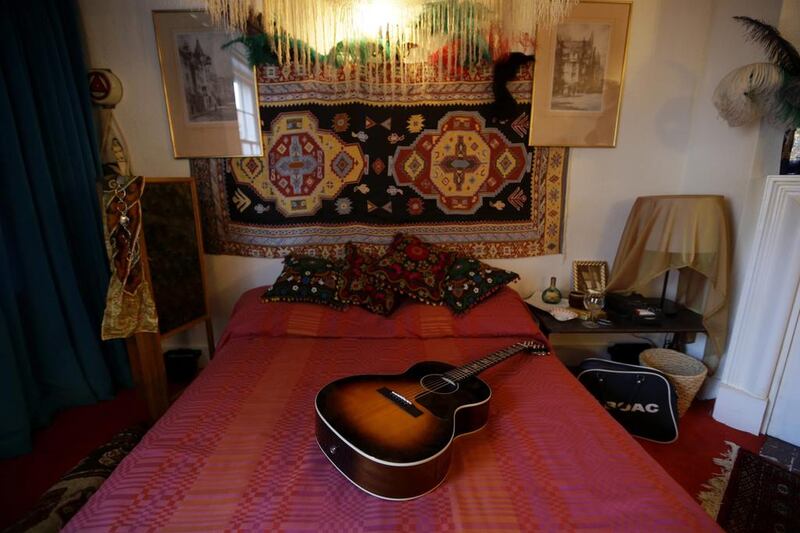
[712,0,800,433]
[78,0,786,365]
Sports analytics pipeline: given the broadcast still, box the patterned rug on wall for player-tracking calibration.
[193,67,567,259]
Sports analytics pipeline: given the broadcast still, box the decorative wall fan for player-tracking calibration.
[713,16,800,129]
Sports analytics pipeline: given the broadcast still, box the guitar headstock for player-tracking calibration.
[520,341,549,356]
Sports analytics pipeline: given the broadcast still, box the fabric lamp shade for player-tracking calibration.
[606,195,731,373]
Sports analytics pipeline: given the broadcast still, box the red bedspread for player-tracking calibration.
[67,288,717,531]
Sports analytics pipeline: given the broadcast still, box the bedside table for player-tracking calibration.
[527,298,706,350]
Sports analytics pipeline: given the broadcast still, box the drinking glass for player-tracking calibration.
[582,289,605,328]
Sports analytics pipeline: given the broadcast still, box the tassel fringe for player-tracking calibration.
[697,440,740,519]
[203,0,576,97]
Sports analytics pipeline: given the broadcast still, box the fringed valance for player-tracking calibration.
[205,0,577,97]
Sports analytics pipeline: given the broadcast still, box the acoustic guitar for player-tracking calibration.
[315,341,549,500]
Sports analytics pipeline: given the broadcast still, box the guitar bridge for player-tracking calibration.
[377,387,423,417]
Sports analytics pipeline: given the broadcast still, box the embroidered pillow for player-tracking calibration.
[337,244,399,316]
[443,257,519,314]
[368,234,454,304]
[262,255,345,309]
[230,286,543,340]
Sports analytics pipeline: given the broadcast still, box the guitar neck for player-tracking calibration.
[443,342,546,382]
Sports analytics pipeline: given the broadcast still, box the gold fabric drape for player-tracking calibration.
[606,195,731,373]
[100,176,159,339]
[98,109,158,339]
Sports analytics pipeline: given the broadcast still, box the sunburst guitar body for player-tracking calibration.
[315,341,548,500]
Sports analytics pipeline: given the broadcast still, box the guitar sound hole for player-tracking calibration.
[420,374,459,395]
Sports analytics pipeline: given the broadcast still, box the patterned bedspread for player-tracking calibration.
[67,289,717,531]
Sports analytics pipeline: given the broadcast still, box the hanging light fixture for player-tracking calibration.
[203,0,576,101]
[205,0,577,63]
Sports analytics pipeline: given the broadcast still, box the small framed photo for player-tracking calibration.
[573,260,608,292]
[529,1,632,147]
[153,10,263,158]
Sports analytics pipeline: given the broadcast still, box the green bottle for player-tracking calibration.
[541,276,562,304]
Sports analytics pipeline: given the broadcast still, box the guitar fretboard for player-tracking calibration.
[442,342,547,382]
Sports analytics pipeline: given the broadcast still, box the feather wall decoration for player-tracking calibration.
[734,16,800,76]
[713,63,782,127]
[713,16,800,128]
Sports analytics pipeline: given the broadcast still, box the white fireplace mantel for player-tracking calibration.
[713,176,800,436]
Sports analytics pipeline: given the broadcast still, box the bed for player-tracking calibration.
[66,287,717,531]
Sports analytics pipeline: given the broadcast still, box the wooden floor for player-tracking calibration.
[0,393,767,528]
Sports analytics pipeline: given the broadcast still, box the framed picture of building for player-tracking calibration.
[529,1,631,147]
[153,11,263,158]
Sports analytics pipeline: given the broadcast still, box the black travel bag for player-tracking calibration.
[576,358,679,443]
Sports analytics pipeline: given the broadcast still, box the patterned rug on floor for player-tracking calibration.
[699,443,800,532]
[5,424,147,533]
[697,440,740,519]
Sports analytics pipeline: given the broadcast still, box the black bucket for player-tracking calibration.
[163,348,201,383]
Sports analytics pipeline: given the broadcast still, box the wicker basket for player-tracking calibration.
[639,348,708,417]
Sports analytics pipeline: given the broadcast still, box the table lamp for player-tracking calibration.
[606,195,731,373]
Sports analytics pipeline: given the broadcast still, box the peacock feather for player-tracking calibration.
[734,16,800,76]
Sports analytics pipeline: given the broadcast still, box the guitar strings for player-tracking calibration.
[409,343,548,401]
[413,343,546,397]
[411,354,512,400]
[349,343,548,421]
[411,347,519,398]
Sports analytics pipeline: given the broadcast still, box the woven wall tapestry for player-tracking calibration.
[193,65,567,259]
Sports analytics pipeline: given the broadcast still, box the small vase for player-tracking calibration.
[541,277,562,304]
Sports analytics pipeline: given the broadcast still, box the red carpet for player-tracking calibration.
[639,399,766,498]
[0,393,762,529]
[0,389,149,528]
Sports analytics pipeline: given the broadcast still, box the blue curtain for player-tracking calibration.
[0,0,131,458]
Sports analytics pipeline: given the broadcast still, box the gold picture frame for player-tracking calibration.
[153,10,264,158]
[529,1,632,147]
[573,260,608,292]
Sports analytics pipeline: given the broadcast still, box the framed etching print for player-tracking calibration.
[153,11,263,158]
[573,260,608,292]
[530,1,631,147]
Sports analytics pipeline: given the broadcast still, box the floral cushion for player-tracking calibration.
[337,244,399,316]
[443,257,519,314]
[367,234,454,304]
[262,255,345,309]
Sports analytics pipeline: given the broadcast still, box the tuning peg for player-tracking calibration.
[528,343,549,355]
